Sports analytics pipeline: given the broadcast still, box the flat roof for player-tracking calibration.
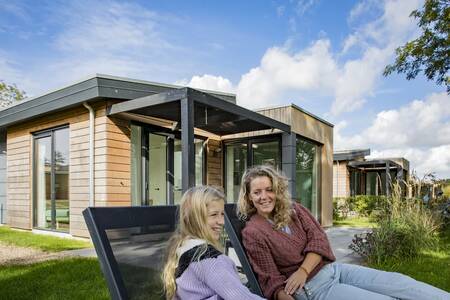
[348,159,402,170]
[334,149,370,161]
[0,74,236,129]
[108,87,291,136]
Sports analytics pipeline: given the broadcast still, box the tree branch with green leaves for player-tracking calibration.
[384,0,449,93]
[0,80,26,108]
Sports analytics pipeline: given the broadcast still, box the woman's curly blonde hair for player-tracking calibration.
[237,165,293,229]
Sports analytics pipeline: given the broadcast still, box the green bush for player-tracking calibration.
[350,186,442,264]
[333,195,387,220]
[353,195,387,217]
[333,197,348,220]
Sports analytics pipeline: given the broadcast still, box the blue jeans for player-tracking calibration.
[293,262,450,300]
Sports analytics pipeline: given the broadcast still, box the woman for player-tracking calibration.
[238,165,450,300]
[162,185,265,300]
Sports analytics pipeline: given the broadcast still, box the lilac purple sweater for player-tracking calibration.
[174,239,265,300]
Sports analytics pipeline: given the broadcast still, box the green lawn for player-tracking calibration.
[369,228,450,292]
[0,226,92,252]
[333,217,376,228]
[0,258,110,300]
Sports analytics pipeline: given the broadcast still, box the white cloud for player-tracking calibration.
[237,40,338,108]
[332,46,392,114]
[295,0,319,16]
[335,92,450,178]
[370,146,450,178]
[235,0,423,114]
[175,74,235,93]
[347,0,380,23]
[1,0,195,96]
[54,1,172,54]
[331,0,421,115]
[0,51,38,96]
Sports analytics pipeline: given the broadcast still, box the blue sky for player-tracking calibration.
[1,0,449,178]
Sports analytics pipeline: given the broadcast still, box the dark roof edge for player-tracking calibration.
[254,103,334,127]
[95,74,236,99]
[0,74,237,129]
[333,149,371,161]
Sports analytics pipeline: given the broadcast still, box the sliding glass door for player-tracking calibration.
[34,127,69,232]
[148,133,167,206]
[131,124,205,206]
[296,137,320,218]
[225,143,247,203]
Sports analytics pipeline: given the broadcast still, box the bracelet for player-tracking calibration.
[299,266,310,276]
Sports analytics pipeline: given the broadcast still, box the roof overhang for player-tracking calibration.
[348,159,402,171]
[334,149,370,161]
[107,87,291,136]
[0,74,236,129]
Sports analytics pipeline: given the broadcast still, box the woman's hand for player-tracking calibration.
[276,289,295,300]
[284,268,308,295]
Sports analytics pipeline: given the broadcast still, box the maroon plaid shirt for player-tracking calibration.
[242,203,336,300]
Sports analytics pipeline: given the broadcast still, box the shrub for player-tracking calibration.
[333,195,387,220]
[353,195,387,217]
[333,197,350,220]
[350,184,441,263]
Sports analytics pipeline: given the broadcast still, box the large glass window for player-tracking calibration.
[173,138,204,204]
[225,137,280,203]
[252,141,280,167]
[34,127,69,232]
[131,124,205,206]
[296,138,320,218]
[366,172,378,195]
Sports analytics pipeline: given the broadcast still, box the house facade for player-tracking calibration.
[333,149,409,198]
[0,75,334,237]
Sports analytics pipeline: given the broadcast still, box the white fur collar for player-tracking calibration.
[176,238,207,257]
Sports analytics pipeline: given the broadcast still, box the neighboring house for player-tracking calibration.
[333,149,409,198]
[0,74,334,237]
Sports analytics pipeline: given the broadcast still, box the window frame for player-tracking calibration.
[32,125,70,231]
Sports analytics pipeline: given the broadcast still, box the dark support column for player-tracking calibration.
[397,168,404,182]
[396,167,404,197]
[181,97,195,193]
[385,162,390,197]
[167,137,174,205]
[282,132,297,200]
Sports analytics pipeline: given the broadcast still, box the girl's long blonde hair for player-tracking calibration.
[237,165,293,229]
[162,185,225,299]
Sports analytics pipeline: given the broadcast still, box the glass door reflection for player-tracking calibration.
[34,127,69,232]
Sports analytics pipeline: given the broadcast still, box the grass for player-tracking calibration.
[368,228,450,292]
[0,226,92,252]
[0,258,110,300]
[333,216,376,228]
[0,258,167,300]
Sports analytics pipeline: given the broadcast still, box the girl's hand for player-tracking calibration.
[284,269,307,295]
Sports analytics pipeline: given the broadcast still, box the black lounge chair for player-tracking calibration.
[83,204,263,300]
[83,206,177,300]
[224,204,264,297]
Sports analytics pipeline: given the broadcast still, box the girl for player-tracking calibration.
[162,185,265,300]
[238,165,450,300]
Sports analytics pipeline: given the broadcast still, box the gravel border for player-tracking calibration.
[0,242,72,266]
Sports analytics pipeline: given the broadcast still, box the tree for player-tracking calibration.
[0,80,26,108]
[384,0,449,92]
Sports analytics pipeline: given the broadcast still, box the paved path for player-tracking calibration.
[65,226,371,265]
[325,226,370,265]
